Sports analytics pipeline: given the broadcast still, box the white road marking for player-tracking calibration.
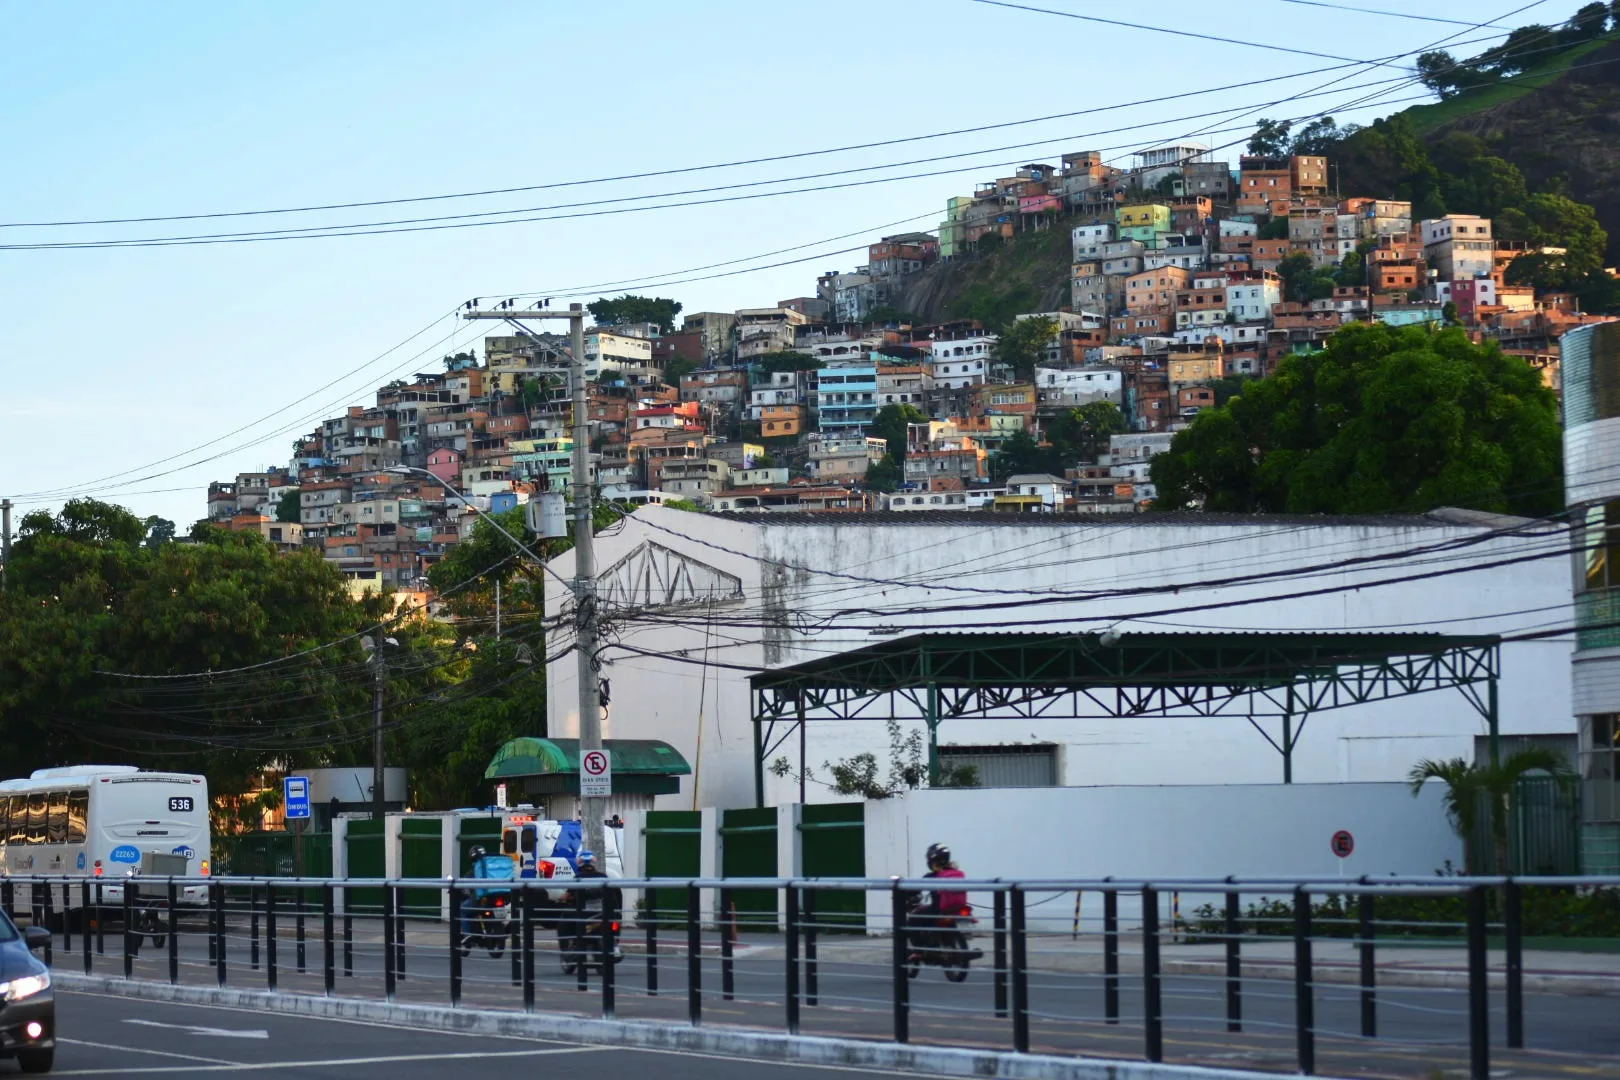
[125,1018,269,1038]
[55,1037,237,1065]
[49,1045,606,1075]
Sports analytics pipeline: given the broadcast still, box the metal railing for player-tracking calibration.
[5,873,1617,1080]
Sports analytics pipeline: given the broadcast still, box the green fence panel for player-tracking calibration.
[801,802,866,930]
[400,818,444,918]
[721,807,777,926]
[642,810,701,926]
[1465,776,1582,875]
[345,819,385,914]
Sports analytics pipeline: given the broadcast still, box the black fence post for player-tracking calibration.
[804,886,818,1008]
[213,883,226,988]
[1103,887,1120,1026]
[601,884,617,1021]
[573,887,588,994]
[39,884,52,968]
[1358,890,1376,1039]
[510,895,522,988]
[166,880,179,985]
[393,886,406,980]
[1142,886,1163,1064]
[785,884,801,1036]
[95,881,105,957]
[122,880,135,978]
[382,884,396,1002]
[1505,879,1524,1050]
[62,882,73,953]
[646,902,658,997]
[994,887,1009,1020]
[322,884,334,996]
[719,886,734,1001]
[0,880,10,919]
[687,883,702,1027]
[81,880,91,976]
[1010,884,1029,1054]
[521,886,536,1013]
[891,882,909,1045]
[1293,886,1314,1076]
[342,887,353,978]
[295,886,307,975]
[250,885,260,971]
[1225,888,1242,1033]
[1467,885,1490,1080]
[265,882,278,992]
[448,885,462,1007]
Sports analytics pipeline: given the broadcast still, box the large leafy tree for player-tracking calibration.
[1149,323,1562,516]
[1046,401,1127,465]
[587,294,682,334]
[992,316,1057,382]
[869,403,926,461]
[0,499,557,810]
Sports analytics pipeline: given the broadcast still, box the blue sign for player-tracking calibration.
[76,852,86,870]
[284,776,311,820]
[109,845,141,864]
[171,845,195,861]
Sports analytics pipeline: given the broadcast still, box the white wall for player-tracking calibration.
[862,783,1462,929]
[545,508,1574,813]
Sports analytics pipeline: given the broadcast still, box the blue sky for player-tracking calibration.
[0,0,1555,527]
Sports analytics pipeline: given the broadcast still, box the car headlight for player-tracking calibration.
[0,972,51,1002]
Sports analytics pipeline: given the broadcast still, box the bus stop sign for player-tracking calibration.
[284,776,311,820]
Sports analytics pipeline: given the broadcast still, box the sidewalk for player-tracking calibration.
[723,932,1620,995]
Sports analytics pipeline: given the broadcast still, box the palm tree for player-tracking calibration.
[1408,748,1575,874]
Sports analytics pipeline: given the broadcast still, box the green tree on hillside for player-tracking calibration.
[753,351,822,375]
[1046,401,1127,464]
[992,316,1058,381]
[1247,118,1293,156]
[1149,323,1563,516]
[869,403,925,461]
[275,490,301,523]
[587,295,682,334]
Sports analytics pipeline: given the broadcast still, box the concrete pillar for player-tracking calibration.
[621,809,648,920]
[774,802,802,932]
[331,816,349,915]
[383,813,404,880]
[439,814,459,921]
[699,806,720,927]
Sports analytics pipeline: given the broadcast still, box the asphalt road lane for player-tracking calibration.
[18,991,959,1079]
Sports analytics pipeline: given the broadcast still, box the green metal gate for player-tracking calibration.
[642,810,701,926]
[399,818,443,918]
[721,807,777,926]
[1467,775,1582,874]
[800,803,866,929]
[345,819,385,914]
[220,832,332,878]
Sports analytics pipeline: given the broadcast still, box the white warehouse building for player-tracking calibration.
[545,506,1573,812]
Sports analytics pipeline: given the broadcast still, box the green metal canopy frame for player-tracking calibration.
[749,631,1502,806]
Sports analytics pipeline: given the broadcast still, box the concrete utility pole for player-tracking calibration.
[1,497,11,592]
[371,645,387,824]
[463,302,604,859]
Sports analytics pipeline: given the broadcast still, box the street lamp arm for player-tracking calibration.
[387,465,570,589]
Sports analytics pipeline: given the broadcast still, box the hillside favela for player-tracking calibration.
[11,5,1620,1080]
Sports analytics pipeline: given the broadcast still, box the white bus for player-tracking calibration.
[0,766,211,909]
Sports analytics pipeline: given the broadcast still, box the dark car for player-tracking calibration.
[0,911,52,1073]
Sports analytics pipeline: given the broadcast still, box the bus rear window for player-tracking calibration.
[5,796,23,845]
[67,790,88,845]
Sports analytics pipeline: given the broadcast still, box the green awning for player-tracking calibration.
[485,737,693,780]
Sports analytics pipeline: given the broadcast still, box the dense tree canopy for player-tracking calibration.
[587,294,683,334]
[1149,324,1562,516]
[993,316,1058,381]
[0,499,555,811]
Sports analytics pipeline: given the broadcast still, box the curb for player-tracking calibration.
[54,972,1337,1080]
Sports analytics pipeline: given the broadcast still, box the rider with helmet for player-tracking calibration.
[908,843,968,956]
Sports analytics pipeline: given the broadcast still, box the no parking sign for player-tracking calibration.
[580,748,612,798]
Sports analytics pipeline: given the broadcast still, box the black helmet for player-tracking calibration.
[469,845,486,862]
[925,843,951,869]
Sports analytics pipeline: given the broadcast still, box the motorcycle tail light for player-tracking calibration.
[610,921,620,933]
[959,906,972,916]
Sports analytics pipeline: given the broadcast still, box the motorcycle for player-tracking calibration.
[903,892,982,983]
[557,913,624,976]
[458,890,513,959]
[459,852,519,959]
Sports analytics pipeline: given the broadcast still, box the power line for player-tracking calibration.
[1273,0,1521,27]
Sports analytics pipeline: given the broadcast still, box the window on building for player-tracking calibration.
[939,744,1059,787]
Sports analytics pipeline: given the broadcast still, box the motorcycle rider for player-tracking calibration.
[560,850,623,962]
[909,843,968,957]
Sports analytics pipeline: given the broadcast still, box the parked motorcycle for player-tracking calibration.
[903,892,982,983]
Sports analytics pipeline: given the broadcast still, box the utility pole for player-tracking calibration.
[371,648,387,825]
[1,497,11,592]
[464,302,604,859]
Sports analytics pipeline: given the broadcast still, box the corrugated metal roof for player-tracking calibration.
[715,511,1466,528]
